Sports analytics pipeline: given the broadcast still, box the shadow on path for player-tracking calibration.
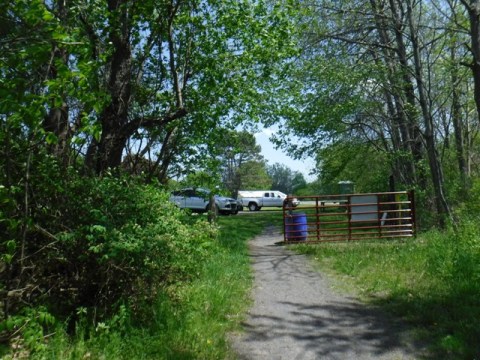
[230,227,428,360]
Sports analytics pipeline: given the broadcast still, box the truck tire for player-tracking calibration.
[248,203,258,211]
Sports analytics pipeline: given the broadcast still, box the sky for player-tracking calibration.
[254,127,317,182]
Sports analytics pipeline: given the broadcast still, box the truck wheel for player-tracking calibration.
[248,203,258,211]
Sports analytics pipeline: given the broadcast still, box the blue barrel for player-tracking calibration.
[285,212,308,241]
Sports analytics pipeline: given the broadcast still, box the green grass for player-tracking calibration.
[24,212,282,360]
[292,221,480,359]
[11,211,479,359]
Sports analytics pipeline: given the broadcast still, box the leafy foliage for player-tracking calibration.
[315,141,392,193]
[274,0,480,226]
[237,160,272,190]
[0,0,299,354]
[0,161,217,353]
[215,130,264,197]
[267,163,307,194]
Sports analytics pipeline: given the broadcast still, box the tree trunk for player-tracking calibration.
[44,102,71,166]
[207,193,218,223]
[84,0,190,176]
[406,0,453,226]
[369,0,419,186]
[156,127,181,184]
[43,1,72,167]
[450,45,469,190]
[461,0,480,124]
[388,0,424,161]
[85,0,132,174]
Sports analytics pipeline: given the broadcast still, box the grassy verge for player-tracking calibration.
[29,212,282,359]
[292,221,480,359]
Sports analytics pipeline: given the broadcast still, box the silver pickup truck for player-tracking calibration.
[169,188,239,215]
[237,190,299,211]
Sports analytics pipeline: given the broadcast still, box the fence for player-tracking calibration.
[283,191,415,243]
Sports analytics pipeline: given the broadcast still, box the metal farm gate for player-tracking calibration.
[283,191,415,243]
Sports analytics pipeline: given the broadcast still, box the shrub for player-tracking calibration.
[1,161,217,353]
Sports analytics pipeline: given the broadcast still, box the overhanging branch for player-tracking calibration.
[121,107,188,139]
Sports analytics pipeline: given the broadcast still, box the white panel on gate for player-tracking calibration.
[350,195,378,222]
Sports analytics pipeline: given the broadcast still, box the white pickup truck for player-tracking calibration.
[237,190,299,211]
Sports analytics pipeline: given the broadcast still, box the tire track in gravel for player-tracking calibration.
[230,226,429,360]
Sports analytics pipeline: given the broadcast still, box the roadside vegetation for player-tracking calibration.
[0,174,281,360]
[3,1,480,359]
[293,218,480,359]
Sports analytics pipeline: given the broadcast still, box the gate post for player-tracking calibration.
[377,194,382,238]
[315,197,320,241]
[347,195,352,241]
[409,190,416,237]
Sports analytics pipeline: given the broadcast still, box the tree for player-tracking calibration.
[401,0,452,225]
[267,163,306,194]
[0,0,300,345]
[315,141,391,193]
[1,0,298,176]
[460,0,480,124]
[213,130,264,197]
[237,160,272,190]
[271,0,479,226]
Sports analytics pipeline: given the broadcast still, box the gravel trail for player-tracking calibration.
[230,226,427,360]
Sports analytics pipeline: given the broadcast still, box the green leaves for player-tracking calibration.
[0,307,56,353]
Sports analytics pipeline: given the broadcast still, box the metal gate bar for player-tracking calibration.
[283,190,415,243]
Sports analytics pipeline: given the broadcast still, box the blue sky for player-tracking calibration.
[254,127,317,182]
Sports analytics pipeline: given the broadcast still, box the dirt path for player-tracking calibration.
[230,227,427,360]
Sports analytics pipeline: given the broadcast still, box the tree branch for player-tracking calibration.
[121,107,188,139]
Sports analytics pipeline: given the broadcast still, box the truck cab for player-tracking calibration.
[261,191,283,207]
[237,190,299,211]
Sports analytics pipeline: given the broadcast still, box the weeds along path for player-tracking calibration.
[230,226,427,360]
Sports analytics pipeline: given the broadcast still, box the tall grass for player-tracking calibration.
[293,220,480,359]
[26,212,282,359]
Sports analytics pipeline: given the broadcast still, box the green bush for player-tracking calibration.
[0,160,217,354]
